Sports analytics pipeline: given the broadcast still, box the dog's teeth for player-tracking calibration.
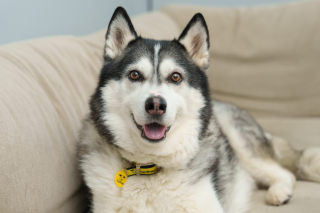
[141,129,145,137]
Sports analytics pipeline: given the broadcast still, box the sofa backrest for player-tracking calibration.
[160,0,320,117]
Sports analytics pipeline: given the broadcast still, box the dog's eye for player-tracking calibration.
[171,73,182,82]
[129,71,140,80]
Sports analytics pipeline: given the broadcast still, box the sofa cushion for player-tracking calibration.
[161,0,320,117]
[249,181,320,213]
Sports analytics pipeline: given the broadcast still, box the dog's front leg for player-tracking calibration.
[185,177,225,213]
[175,204,224,213]
[181,200,225,213]
[200,198,225,213]
[91,195,120,213]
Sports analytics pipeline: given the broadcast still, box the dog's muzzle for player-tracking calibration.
[132,95,171,143]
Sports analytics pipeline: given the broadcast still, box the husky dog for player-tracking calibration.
[78,7,320,213]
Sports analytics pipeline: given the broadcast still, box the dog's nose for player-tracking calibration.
[145,96,167,116]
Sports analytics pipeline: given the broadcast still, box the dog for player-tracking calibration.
[78,7,320,213]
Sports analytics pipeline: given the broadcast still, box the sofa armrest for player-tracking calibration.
[0,36,101,212]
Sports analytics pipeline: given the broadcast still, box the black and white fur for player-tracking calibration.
[78,7,320,213]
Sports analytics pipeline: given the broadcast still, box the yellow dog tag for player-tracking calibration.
[115,169,127,188]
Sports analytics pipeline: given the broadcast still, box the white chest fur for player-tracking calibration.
[82,150,224,213]
[118,171,224,213]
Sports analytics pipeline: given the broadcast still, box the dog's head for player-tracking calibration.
[90,7,212,165]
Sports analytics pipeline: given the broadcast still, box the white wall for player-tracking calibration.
[0,0,301,46]
[153,0,301,8]
[0,0,147,45]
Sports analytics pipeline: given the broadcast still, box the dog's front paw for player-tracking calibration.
[265,182,293,206]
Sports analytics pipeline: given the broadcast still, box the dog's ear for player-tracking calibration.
[178,13,210,70]
[105,7,137,59]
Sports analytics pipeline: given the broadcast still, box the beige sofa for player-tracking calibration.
[1,0,320,212]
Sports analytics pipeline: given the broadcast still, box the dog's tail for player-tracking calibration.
[265,132,320,183]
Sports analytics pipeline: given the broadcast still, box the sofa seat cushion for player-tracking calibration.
[249,181,320,213]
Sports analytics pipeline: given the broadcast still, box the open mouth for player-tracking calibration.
[144,123,166,140]
[132,117,170,142]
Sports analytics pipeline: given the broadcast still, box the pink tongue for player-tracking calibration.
[144,123,166,140]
